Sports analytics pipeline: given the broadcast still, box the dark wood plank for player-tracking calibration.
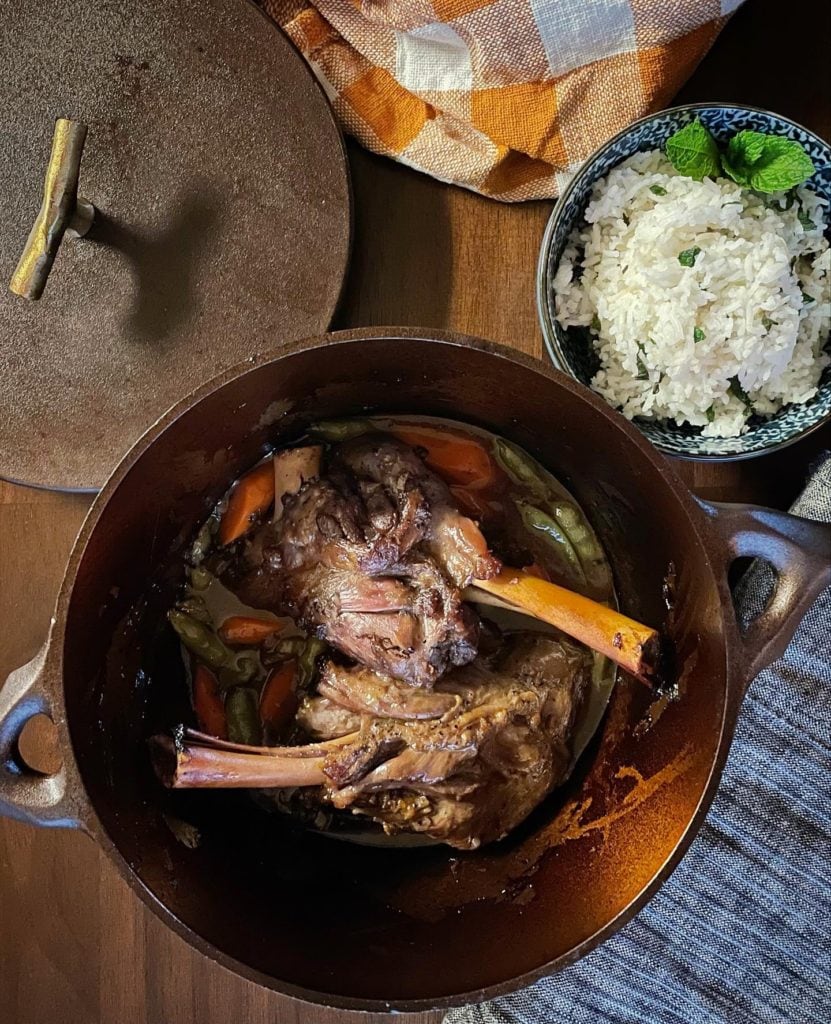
[1,0,829,1018]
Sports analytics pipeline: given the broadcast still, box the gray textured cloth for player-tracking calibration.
[446,455,831,1024]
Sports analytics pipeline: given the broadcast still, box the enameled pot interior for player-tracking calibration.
[61,336,727,1007]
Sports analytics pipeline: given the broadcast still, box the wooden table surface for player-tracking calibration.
[1,1,828,1020]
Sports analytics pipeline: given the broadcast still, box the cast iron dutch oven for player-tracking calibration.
[2,330,830,1012]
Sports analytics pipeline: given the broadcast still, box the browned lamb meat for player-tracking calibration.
[229,437,501,687]
[153,632,591,849]
[315,661,461,721]
[305,632,591,848]
[336,437,501,584]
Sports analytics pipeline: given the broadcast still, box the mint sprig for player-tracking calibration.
[664,120,815,194]
[665,119,721,181]
[722,131,815,193]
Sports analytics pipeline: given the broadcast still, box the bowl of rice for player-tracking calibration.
[537,103,831,459]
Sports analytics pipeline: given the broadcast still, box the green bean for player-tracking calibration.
[189,518,217,565]
[188,566,213,591]
[496,437,614,598]
[298,637,327,690]
[176,595,212,623]
[265,636,307,662]
[226,653,259,687]
[169,610,231,670]
[515,500,586,585]
[310,418,374,442]
[169,610,258,688]
[552,502,601,559]
[226,687,261,745]
[551,502,613,593]
[493,439,548,499]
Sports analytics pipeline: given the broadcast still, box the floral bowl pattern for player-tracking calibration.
[536,103,831,461]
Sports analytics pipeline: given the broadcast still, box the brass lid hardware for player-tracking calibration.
[9,118,95,301]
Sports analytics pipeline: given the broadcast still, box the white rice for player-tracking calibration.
[552,151,831,438]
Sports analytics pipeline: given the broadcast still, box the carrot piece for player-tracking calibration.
[524,561,550,582]
[218,616,285,646]
[219,461,275,545]
[472,569,663,685]
[259,661,298,730]
[392,426,495,487]
[192,664,228,739]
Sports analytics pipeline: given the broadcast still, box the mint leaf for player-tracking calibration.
[665,119,721,180]
[751,140,815,192]
[723,132,814,193]
[678,246,702,267]
[797,209,815,230]
[728,377,753,412]
[591,313,601,331]
[706,405,716,423]
[649,184,668,196]
[801,288,815,305]
[693,326,705,343]
[635,343,649,380]
[722,131,767,186]
[734,130,767,165]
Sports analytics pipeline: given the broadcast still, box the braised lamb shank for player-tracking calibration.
[301,633,591,848]
[153,432,601,849]
[233,437,501,687]
[154,633,591,849]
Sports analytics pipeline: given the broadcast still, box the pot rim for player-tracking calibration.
[45,328,740,1011]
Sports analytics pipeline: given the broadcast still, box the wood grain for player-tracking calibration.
[1,0,829,1019]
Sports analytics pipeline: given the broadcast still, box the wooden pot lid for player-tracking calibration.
[0,0,351,490]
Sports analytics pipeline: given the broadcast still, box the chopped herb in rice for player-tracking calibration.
[728,377,754,412]
[798,209,815,230]
[636,354,649,381]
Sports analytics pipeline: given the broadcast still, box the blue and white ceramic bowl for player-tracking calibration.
[537,103,831,460]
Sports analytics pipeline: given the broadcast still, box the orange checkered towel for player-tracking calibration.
[261,0,743,202]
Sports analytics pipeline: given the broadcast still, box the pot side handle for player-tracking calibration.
[699,501,831,690]
[0,645,90,829]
